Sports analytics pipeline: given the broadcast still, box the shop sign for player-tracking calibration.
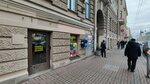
[35,46,43,52]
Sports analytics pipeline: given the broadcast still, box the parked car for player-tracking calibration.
[143,41,150,55]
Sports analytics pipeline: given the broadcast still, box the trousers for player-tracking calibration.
[128,57,137,71]
[101,49,106,57]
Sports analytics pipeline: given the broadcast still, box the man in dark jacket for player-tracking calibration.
[124,38,141,72]
[101,40,106,57]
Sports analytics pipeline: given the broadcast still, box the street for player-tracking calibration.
[21,49,150,84]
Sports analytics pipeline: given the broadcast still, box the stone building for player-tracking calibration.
[95,0,128,49]
[0,0,95,83]
[118,0,128,40]
[96,0,118,49]
[106,0,118,49]
[95,0,108,49]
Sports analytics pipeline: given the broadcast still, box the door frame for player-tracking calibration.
[28,29,50,75]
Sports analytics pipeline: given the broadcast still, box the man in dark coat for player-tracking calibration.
[120,40,125,49]
[117,41,120,49]
[101,40,106,57]
[124,38,141,72]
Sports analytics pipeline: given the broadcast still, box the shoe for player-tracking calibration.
[130,70,134,72]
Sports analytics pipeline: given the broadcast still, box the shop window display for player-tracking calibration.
[70,35,78,57]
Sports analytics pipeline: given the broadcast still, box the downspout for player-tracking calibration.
[117,0,120,41]
[94,0,98,52]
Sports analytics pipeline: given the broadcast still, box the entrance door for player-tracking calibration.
[28,30,50,74]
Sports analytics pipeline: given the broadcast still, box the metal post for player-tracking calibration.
[146,54,150,78]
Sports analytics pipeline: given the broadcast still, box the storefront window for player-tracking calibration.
[70,35,78,57]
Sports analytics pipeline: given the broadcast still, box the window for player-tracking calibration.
[85,0,90,19]
[109,18,112,31]
[68,0,77,11]
[120,0,123,5]
[120,11,122,19]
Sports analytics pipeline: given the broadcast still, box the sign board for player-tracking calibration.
[35,46,43,52]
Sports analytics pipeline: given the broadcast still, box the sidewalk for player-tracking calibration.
[21,49,150,84]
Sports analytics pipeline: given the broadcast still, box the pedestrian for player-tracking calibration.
[120,40,125,49]
[124,38,141,72]
[117,41,120,49]
[101,40,106,57]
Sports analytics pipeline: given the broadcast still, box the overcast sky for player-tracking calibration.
[126,0,150,38]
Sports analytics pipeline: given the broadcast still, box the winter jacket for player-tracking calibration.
[101,42,106,50]
[124,41,141,59]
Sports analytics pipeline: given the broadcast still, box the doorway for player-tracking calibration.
[97,10,104,48]
[28,30,50,74]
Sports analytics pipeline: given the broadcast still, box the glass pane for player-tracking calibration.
[85,0,90,3]
[86,4,90,18]
[68,0,70,9]
[70,35,78,57]
[32,32,47,65]
[71,0,76,11]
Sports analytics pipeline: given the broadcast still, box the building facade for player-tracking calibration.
[0,0,95,83]
[96,0,108,49]
[118,0,128,40]
[96,0,119,49]
[106,0,118,49]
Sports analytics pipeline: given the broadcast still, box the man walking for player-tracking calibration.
[101,40,106,57]
[124,38,141,72]
[117,41,120,49]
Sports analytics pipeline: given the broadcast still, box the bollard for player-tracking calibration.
[146,54,150,78]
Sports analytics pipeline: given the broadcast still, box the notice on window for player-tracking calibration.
[35,46,43,52]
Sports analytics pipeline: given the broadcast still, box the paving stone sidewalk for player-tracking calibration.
[21,49,150,84]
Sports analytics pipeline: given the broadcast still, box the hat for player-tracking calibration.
[130,38,136,42]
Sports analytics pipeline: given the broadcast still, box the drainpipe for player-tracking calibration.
[117,0,120,41]
[94,0,98,52]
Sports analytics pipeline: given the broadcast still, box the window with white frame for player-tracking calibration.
[85,0,90,19]
[68,0,77,11]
